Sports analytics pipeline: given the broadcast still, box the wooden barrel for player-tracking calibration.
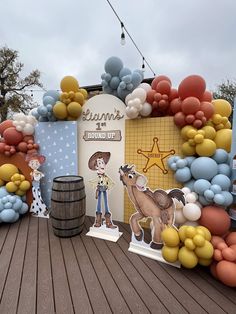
[50,176,86,237]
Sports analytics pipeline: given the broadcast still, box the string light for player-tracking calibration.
[142,57,145,72]
[120,22,126,45]
[105,0,156,76]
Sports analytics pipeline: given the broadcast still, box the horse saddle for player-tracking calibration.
[144,188,173,210]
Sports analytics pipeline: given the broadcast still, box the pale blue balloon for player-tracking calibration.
[43,90,60,102]
[184,156,196,166]
[221,191,233,207]
[0,200,4,211]
[194,179,211,195]
[173,156,181,162]
[109,76,120,89]
[4,202,13,209]
[218,163,231,177]
[184,179,196,191]
[38,105,48,117]
[43,96,55,106]
[101,73,106,80]
[31,108,40,119]
[103,85,113,94]
[13,198,23,211]
[198,195,211,206]
[119,67,131,78]
[101,79,108,88]
[48,116,57,122]
[176,159,188,169]
[104,73,112,82]
[0,209,16,223]
[211,174,231,191]
[12,212,19,223]
[170,162,177,171]
[210,184,222,194]
[0,187,9,198]
[122,75,132,84]
[19,202,29,215]
[2,196,8,204]
[134,69,144,80]
[167,156,176,167]
[174,167,191,183]
[46,104,53,112]
[190,157,218,180]
[212,149,229,164]
[38,116,49,122]
[105,56,123,76]
[131,72,142,87]
[119,81,126,90]
[9,196,16,203]
[214,193,225,205]
[126,83,133,91]
[21,195,26,202]
[204,189,215,200]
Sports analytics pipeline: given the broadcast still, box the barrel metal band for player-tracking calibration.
[53,176,83,184]
[51,195,86,203]
[52,221,84,231]
[50,213,85,221]
[52,187,85,193]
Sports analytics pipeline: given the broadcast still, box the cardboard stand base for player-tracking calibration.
[31,212,49,219]
[128,233,181,268]
[86,221,123,242]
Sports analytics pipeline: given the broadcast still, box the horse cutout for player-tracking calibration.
[119,164,185,250]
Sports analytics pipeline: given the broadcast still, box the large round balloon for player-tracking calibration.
[195,139,216,157]
[67,102,82,118]
[151,75,171,90]
[181,97,200,115]
[60,76,79,93]
[214,129,232,152]
[53,101,68,119]
[3,127,23,145]
[212,99,232,118]
[0,164,19,182]
[178,75,206,100]
[0,120,14,136]
[190,157,218,180]
[105,56,123,76]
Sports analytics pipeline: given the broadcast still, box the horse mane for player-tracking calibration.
[120,164,133,173]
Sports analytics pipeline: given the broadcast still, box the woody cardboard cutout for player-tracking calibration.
[86,151,122,242]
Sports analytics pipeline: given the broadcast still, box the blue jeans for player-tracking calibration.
[96,190,110,214]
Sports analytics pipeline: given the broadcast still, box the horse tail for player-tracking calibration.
[168,189,185,205]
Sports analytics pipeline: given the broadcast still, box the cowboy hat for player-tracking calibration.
[88,151,111,170]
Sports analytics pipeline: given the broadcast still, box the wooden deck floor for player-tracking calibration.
[0,215,235,314]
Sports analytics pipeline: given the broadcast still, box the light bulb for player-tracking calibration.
[120,32,126,45]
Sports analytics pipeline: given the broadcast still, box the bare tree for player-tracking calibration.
[213,79,236,107]
[0,46,43,122]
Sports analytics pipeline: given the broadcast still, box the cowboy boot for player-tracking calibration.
[105,213,117,229]
[150,241,163,250]
[94,212,102,227]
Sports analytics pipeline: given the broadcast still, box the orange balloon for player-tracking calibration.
[151,75,171,90]
[174,112,186,127]
[170,98,182,114]
[225,232,236,246]
[3,127,23,145]
[200,90,213,102]
[155,80,171,95]
[181,97,201,114]
[146,89,156,104]
[169,88,179,101]
[216,261,236,287]
[210,261,219,279]
[178,75,206,100]
[0,120,13,136]
[200,102,214,119]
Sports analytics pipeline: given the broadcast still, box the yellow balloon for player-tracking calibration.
[67,102,82,118]
[161,227,180,247]
[67,116,77,121]
[6,181,18,193]
[178,247,198,268]
[184,238,196,250]
[187,129,197,139]
[192,234,205,247]
[20,174,25,181]
[194,240,214,259]
[201,126,216,140]
[0,164,19,182]
[74,92,85,105]
[11,173,21,181]
[79,88,88,99]
[180,125,194,140]
[68,91,75,100]
[53,101,68,120]
[196,226,211,241]
[212,113,222,124]
[60,76,79,93]
[198,258,212,266]
[162,246,179,263]
[178,225,188,242]
[0,179,4,186]
[214,129,232,152]
[182,142,196,156]
[224,121,231,129]
[16,189,26,196]
[212,99,232,118]
[19,180,31,191]
[194,134,204,144]
[59,92,68,101]
[195,139,216,157]
[185,226,196,239]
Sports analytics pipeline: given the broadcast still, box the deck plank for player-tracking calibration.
[37,219,55,314]
[0,216,29,313]
[17,217,38,314]
[0,221,20,300]
[48,223,74,314]
[60,237,93,314]
[71,234,112,313]
[0,224,10,253]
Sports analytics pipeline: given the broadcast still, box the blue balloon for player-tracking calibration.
[204,189,215,200]
[0,187,9,198]
[131,72,142,87]
[104,56,123,76]
[214,193,225,205]
[119,81,126,90]
[218,163,231,177]
[190,157,218,180]
[119,67,132,78]
[4,202,13,209]
[0,200,4,211]
[117,86,131,101]
[0,209,16,223]
[43,96,55,106]
[19,203,29,215]
[46,104,53,112]
[174,167,191,183]
[167,156,176,167]
[38,116,49,122]
[170,162,177,171]
[221,191,233,207]
[210,184,222,194]
[109,76,120,89]
[2,196,8,204]
[173,156,181,162]
[211,174,231,191]
[198,195,211,206]
[184,179,196,191]
[43,90,60,102]
[126,83,134,91]
[194,179,211,195]
[101,80,108,88]
[37,105,48,117]
[184,156,196,166]
[176,159,188,169]
[104,73,112,82]
[122,75,132,84]
[212,149,229,164]
[12,198,23,211]
[30,108,40,119]
[103,85,113,94]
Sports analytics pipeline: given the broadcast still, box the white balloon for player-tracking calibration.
[16,125,23,131]
[174,199,184,210]
[183,203,201,221]
[27,115,37,125]
[128,100,134,108]
[132,88,146,103]
[195,201,203,208]
[182,187,191,195]
[125,93,133,105]
[140,102,152,117]
[175,208,187,224]
[133,98,141,107]
[23,124,34,135]
[138,83,152,93]
[185,192,197,203]
[19,120,26,127]
[13,113,26,122]
[126,107,139,119]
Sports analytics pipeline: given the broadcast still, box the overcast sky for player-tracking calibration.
[1,0,236,102]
